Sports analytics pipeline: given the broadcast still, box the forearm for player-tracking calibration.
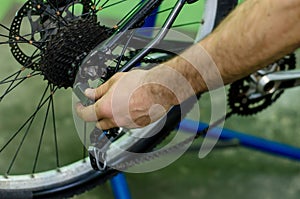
[202,0,300,84]
[147,0,300,105]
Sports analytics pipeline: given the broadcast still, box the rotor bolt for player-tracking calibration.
[37,4,41,9]
[15,36,20,41]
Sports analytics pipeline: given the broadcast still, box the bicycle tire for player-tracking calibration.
[0,0,238,198]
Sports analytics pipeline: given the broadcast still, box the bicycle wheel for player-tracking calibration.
[0,0,238,198]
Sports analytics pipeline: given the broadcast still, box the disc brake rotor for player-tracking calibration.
[9,0,112,88]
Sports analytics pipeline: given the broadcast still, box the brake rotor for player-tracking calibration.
[9,0,112,88]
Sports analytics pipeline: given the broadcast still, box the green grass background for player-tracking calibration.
[0,1,300,199]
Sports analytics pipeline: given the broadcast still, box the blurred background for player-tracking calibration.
[0,1,300,199]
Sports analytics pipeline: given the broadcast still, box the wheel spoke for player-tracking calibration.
[0,70,22,85]
[5,88,46,175]
[50,84,60,168]
[0,23,42,50]
[0,23,48,46]
[0,0,216,192]
[116,0,144,26]
[0,46,42,100]
[44,0,69,25]
[115,29,136,71]
[0,85,51,154]
[0,71,41,85]
[172,21,203,28]
[32,85,53,173]
[150,7,173,16]
[0,70,22,100]
[102,0,129,9]
[71,0,76,16]
[0,71,41,101]
[99,0,110,8]
[0,24,12,33]
[0,33,16,40]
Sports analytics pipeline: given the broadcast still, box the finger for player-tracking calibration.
[85,72,124,100]
[84,88,96,100]
[84,80,112,101]
[76,103,98,122]
[84,85,107,101]
[96,119,117,130]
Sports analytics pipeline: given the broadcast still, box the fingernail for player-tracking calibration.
[84,88,94,97]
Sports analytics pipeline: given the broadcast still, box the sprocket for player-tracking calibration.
[40,17,111,88]
[228,53,296,116]
[9,0,113,88]
[9,0,94,70]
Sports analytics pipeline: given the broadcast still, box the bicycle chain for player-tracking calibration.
[90,112,233,171]
[228,54,296,116]
[106,54,296,170]
[90,54,296,170]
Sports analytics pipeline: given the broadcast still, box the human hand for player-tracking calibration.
[76,69,177,130]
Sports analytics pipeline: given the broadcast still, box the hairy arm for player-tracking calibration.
[151,0,300,97]
[77,0,300,129]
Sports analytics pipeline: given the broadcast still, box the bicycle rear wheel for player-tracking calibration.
[0,0,238,198]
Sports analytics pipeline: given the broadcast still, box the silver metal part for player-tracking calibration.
[258,70,300,94]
